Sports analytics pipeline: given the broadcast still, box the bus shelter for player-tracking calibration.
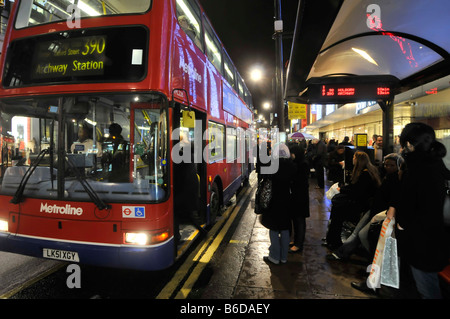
[285,0,450,155]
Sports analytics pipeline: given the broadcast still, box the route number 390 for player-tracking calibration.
[82,38,106,55]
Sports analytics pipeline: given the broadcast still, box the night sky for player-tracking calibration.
[198,0,299,116]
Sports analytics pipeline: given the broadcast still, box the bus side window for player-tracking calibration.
[203,18,223,75]
[176,0,204,51]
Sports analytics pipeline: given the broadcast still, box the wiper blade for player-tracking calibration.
[65,153,111,211]
[10,149,50,204]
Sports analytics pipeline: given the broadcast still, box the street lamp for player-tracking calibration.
[263,102,271,109]
[250,67,263,82]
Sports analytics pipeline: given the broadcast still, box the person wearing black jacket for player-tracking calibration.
[389,122,450,299]
[260,143,296,265]
[288,144,310,253]
[325,151,381,249]
[328,153,402,261]
[327,144,345,184]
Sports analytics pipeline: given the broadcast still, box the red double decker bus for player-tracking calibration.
[0,0,254,270]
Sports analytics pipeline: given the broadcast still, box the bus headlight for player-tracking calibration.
[124,230,170,245]
[0,220,8,232]
[125,233,149,245]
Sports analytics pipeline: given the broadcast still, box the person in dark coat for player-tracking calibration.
[325,151,381,249]
[288,143,310,253]
[327,144,345,184]
[260,143,296,265]
[389,122,450,299]
[328,153,402,262]
[311,139,327,189]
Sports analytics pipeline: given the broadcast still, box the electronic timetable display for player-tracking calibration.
[306,75,398,103]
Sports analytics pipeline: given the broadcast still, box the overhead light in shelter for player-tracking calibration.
[352,47,379,66]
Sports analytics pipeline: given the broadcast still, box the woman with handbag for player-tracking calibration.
[390,122,450,299]
[260,143,296,265]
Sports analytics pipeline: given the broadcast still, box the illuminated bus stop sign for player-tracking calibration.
[306,75,398,104]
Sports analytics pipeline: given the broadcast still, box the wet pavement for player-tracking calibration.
[200,173,427,299]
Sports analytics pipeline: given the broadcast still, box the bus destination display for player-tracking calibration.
[3,26,147,87]
[31,35,106,79]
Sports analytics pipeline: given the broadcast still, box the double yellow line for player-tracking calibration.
[156,186,252,299]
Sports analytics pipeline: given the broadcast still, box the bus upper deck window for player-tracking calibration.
[15,0,152,29]
[176,0,204,51]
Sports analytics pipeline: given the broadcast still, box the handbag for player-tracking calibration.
[330,192,354,210]
[254,176,272,215]
[380,236,400,289]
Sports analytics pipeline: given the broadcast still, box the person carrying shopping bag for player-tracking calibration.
[391,122,450,299]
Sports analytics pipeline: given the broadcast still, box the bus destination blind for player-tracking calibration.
[31,35,107,79]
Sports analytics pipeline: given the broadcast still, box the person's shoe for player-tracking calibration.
[263,256,280,265]
[351,281,377,294]
[326,252,342,261]
[321,241,342,251]
[289,246,302,253]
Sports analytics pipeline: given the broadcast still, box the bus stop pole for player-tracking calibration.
[378,98,394,156]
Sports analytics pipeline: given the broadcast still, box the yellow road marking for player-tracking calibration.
[0,263,66,299]
[156,203,234,299]
[156,186,252,299]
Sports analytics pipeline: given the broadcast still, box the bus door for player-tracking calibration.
[172,104,207,235]
[237,127,247,183]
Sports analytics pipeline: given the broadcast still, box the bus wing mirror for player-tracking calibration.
[171,88,190,109]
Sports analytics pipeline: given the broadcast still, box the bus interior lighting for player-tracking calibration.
[0,220,8,232]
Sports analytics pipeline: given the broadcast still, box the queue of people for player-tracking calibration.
[255,122,450,299]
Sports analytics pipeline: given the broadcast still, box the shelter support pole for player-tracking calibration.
[378,98,394,156]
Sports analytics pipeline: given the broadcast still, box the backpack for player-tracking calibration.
[255,176,272,214]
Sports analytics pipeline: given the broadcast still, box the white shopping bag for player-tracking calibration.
[366,217,395,290]
[380,236,400,289]
[326,182,340,200]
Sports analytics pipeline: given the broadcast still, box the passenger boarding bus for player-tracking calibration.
[0,0,255,271]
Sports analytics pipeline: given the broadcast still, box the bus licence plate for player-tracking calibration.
[43,248,80,262]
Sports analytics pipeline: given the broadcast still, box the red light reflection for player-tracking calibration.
[367,14,418,68]
[425,87,437,94]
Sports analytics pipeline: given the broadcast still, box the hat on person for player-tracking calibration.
[272,143,290,159]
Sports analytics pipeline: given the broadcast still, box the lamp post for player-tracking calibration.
[274,0,285,132]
